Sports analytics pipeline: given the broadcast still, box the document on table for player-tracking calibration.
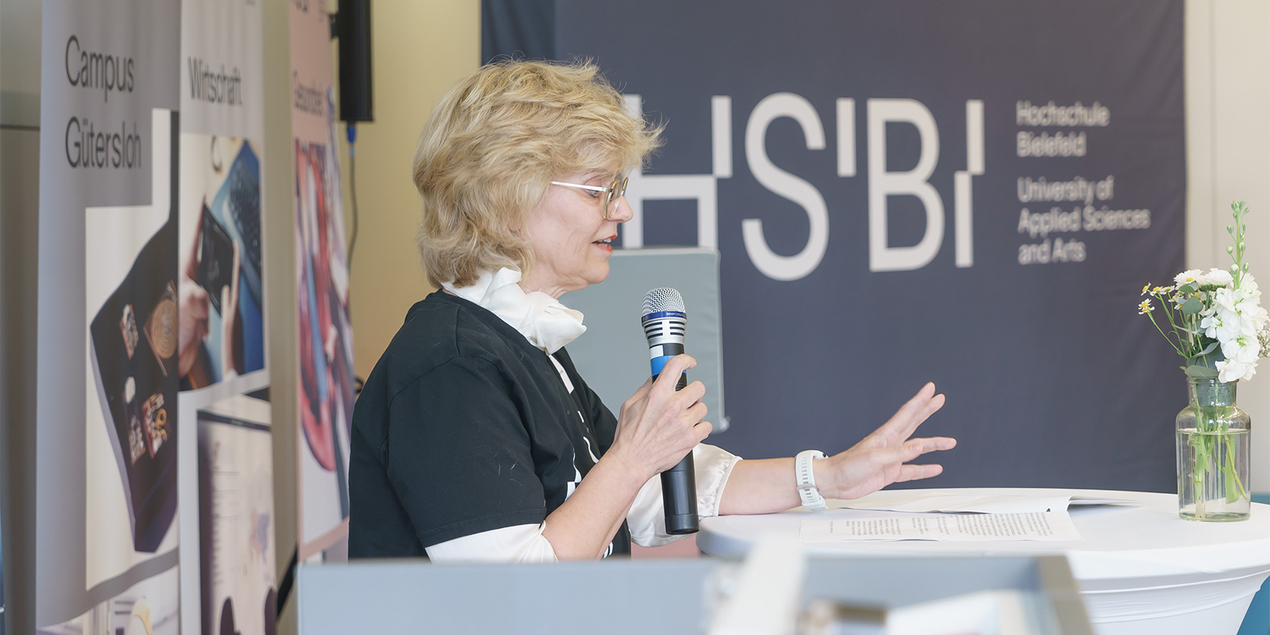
[800,511,1084,543]
[835,492,1136,514]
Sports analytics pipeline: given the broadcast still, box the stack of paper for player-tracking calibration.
[801,511,1084,543]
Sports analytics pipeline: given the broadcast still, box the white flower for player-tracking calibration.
[1239,275,1267,327]
[1196,268,1233,288]
[1200,271,1269,381]
[1225,333,1260,361]
[1217,333,1258,380]
[1217,357,1255,382]
[1217,333,1259,381]
[1199,312,1225,340]
[1168,265,1267,380]
[1174,269,1203,286]
[1202,289,1245,342]
[1234,292,1266,336]
[1241,272,1261,295]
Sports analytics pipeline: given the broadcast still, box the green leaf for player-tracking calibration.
[1196,341,1219,356]
[1180,283,1198,294]
[1186,364,1219,378]
[1188,347,1226,370]
[1181,296,1204,315]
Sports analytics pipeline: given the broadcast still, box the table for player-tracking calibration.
[697,488,1270,635]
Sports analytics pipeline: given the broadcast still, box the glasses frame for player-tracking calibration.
[550,175,629,221]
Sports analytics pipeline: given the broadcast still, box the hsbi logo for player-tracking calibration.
[623,94,984,280]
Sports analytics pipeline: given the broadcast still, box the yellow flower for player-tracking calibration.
[1141,284,1151,295]
[1138,299,1155,314]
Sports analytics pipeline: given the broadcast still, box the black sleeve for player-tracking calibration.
[385,355,547,547]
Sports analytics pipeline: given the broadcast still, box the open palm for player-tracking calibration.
[820,382,955,501]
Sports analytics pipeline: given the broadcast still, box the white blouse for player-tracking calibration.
[425,269,740,563]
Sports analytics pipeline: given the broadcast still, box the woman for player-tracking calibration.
[349,60,954,562]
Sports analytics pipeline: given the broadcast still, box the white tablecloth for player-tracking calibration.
[697,488,1270,634]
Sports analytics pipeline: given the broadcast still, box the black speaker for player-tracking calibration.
[332,0,373,123]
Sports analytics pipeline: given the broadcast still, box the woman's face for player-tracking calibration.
[520,170,632,298]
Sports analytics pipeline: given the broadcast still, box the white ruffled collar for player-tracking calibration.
[443,268,586,354]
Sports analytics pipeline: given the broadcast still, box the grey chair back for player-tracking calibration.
[561,247,728,432]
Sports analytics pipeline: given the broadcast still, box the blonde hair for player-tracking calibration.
[413,60,662,288]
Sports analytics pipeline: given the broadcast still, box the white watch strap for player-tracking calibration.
[795,450,828,511]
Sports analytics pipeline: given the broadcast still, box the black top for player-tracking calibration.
[348,291,631,558]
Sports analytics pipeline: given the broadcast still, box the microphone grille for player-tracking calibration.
[642,287,685,315]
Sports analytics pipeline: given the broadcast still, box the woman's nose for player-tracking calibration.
[610,195,634,223]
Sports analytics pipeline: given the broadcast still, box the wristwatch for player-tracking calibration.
[795,450,828,511]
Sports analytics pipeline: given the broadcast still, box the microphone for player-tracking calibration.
[641,287,699,534]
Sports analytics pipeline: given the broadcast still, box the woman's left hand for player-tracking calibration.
[816,382,955,500]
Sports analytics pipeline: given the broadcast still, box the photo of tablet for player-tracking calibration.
[199,200,237,316]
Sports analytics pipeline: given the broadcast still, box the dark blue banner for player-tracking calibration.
[489,0,1186,491]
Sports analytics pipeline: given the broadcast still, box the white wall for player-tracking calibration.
[335,0,479,383]
[1186,0,1270,492]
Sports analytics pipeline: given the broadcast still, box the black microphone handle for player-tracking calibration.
[654,370,699,534]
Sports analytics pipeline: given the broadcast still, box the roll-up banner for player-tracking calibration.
[176,0,274,633]
[36,0,273,631]
[488,0,1187,491]
[37,0,182,630]
[291,0,356,561]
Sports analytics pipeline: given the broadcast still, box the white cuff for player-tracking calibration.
[627,443,742,548]
[424,522,558,564]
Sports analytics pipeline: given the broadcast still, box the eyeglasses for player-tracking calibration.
[550,175,629,221]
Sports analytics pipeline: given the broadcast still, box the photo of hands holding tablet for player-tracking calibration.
[177,135,265,390]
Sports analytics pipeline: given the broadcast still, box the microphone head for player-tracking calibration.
[641,287,686,349]
[641,287,685,317]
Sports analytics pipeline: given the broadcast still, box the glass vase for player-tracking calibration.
[1176,377,1251,521]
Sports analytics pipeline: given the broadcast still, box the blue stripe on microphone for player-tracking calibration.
[650,355,674,377]
[641,310,686,322]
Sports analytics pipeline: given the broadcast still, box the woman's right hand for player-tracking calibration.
[608,354,712,480]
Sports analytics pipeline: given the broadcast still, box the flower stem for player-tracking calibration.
[1146,310,1187,357]
[1223,434,1248,503]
